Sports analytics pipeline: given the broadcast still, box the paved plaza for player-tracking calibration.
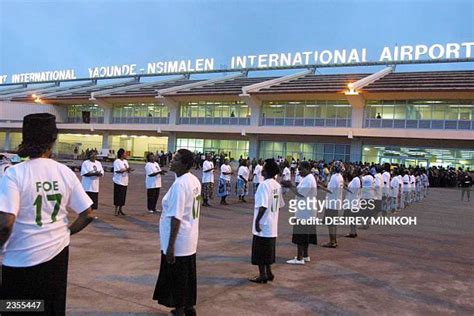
[15,163,473,315]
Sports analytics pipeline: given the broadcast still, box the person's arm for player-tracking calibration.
[239,175,248,183]
[166,217,181,264]
[280,180,304,197]
[254,207,266,232]
[69,208,95,235]
[318,182,332,193]
[0,212,16,248]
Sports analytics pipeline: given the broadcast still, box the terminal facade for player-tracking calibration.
[0,66,473,168]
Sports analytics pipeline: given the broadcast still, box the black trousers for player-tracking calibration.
[1,246,69,316]
[147,188,160,211]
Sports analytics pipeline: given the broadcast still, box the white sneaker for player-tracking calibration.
[147,210,154,214]
[286,257,305,265]
[303,257,311,262]
[155,209,162,213]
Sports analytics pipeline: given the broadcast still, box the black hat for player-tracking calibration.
[22,113,58,145]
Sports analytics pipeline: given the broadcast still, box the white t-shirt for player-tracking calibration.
[326,173,344,210]
[282,167,291,181]
[202,160,214,184]
[296,174,317,218]
[346,177,361,209]
[361,174,375,199]
[0,158,93,267]
[253,164,263,184]
[295,169,302,184]
[238,166,250,181]
[145,162,162,189]
[374,173,384,200]
[390,176,400,197]
[112,159,129,186]
[398,175,404,191]
[382,171,391,187]
[410,175,416,189]
[402,175,410,192]
[252,178,284,238]
[80,160,104,193]
[160,172,201,256]
[220,164,232,181]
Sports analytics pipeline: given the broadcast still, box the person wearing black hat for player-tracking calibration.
[113,148,134,216]
[0,113,95,315]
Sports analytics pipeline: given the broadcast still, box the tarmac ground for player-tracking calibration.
[4,163,474,315]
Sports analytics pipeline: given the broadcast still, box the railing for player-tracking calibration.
[262,117,351,127]
[67,117,104,124]
[112,117,169,124]
[365,119,474,130]
[179,117,251,125]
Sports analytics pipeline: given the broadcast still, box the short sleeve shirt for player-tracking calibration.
[112,159,129,186]
[145,162,162,189]
[0,158,92,267]
[80,160,104,193]
[202,160,214,183]
[252,178,285,237]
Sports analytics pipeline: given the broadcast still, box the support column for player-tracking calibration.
[101,132,110,149]
[167,132,176,153]
[350,138,363,163]
[240,94,262,127]
[4,130,11,151]
[156,96,180,125]
[248,134,259,159]
[346,94,366,129]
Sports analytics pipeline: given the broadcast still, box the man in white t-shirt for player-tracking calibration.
[381,164,391,212]
[252,159,264,194]
[217,158,233,205]
[80,150,104,217]
[0,113,94,315]
[201,154,215,207]
[390,170,400,212]
[145,153,167,214]
[250,159,284,284]
[153,149,201,315]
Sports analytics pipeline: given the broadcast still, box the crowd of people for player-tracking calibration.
[0,113,472,315]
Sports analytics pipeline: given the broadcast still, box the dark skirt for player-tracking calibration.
[292,224,317,245]
[153,252,197,308]
[113,183,127,206]
[147,188,160,211]
[86,191,99,210]
[1,246,69,315]
[251,235,276,265]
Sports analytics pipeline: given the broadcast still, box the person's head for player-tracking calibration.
[170,149,194,175]
[146,152,155,163]
[206,153,212,161]
[88,149,98,161]
[240,159,247,167]
[18,113,58,158]
[262,159,279,179]
[333,161,344,174]
[117,148,127,160]
[298,160,312,177]
[258,159,264,165]
[224,158,229,165]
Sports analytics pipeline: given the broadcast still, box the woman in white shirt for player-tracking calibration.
[217,158,233,205]
[0,113,94,315]
[360,167,375,229]
[80,149,104,214]
[281,161,318,265]
[237,159,250,203]
[153,149,201,315]
[249,159,284,283]
[201,154,215,207]
[145,153,167,214]
[252,159,264,194]
[344,169,362,238]
[113,148,134,216]
[323,161,345,248]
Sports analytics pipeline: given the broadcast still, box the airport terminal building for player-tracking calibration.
[0,65,473,168]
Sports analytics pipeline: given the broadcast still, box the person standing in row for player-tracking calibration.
[145,153,167,214]
[201,154,215,207]
[360,168,375,229]
[0,113,95,315]
[344,169,361,238]
[381,164,391,213]
[252,159,264,194]
[153,149,201,316]
[249,159,284,283]
[80,150,104,219]
[281,161,291,194]
[460,171,472,202]
[281,161,317,265]
[113,148,133,216]
[237,159,250,203]
[389,169,400,212]
[322,161,344,248]
[218,158,233,205]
